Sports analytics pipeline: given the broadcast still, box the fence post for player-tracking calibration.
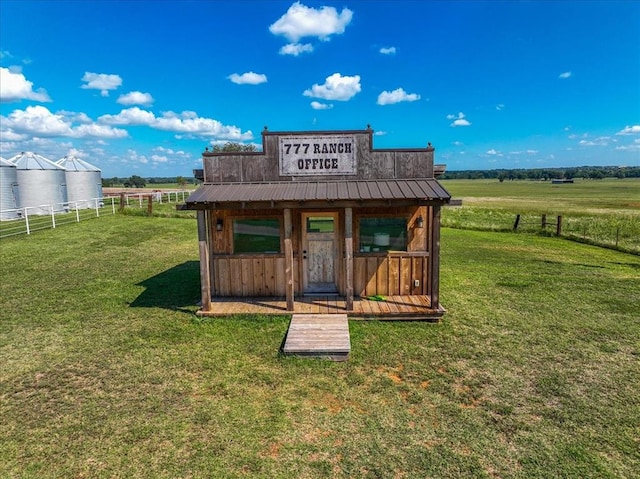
[119,193,126,212]
[147,194,153,216]
[541,214,547,230]
[50,205,56,229]
[513,214,521,231]
[111,197,116,214]
[75,202,80,222]
[556,216,562,236]
[24,208,30,235]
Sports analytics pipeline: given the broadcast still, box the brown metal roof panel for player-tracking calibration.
[316,182,327,200]
[346,181,360,199]
[327,182,338,200]
[337,182,349,199]
[376,181,393,199]
[386,180,405,199]
[408,180,429,199]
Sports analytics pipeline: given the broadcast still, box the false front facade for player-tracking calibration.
[184,127,451,319]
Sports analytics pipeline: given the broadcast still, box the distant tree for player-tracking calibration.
[176,176,187,188]
[124,175,146,188]
[209,142,258,153]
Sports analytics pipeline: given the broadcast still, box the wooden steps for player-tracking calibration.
[282,314,350,361]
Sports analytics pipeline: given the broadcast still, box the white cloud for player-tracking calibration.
[486,149,500,155]
[376,87,420,105]
[496,104,505,111]
[227,72,268,85]
[559,71,572,79]
[1,105,128,139]
[99,107,156,125]
[310,101,333,110]
[303,73,361,101]
[568,132,588,140]
[452,141,464,146]
[615,142,640,151]
[379,46,396,55]
[374,131,387,136]
[0,67,51,103]
[269,2,353,43]
[117,91,154,106]
[98,107,253,141]
[448,112,471,127]
[150,154,169,163]
[579,136,611,146]
[616,125,640,135]
[81,72,122,96]
[279,43,314,56]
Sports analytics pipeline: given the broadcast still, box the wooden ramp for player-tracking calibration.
[282,314,350,361]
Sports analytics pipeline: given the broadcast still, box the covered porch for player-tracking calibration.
[195,294,445,321]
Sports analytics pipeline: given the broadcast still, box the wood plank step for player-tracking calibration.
[282,313,350,361]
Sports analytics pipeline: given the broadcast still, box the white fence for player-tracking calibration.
[0,190,190,238]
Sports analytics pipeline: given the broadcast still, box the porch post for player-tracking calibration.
[345,207,354,311]
[197,210,211,312]
[284,208,295,311]
[430,205,441,310]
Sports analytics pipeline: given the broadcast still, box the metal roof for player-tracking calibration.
[185,179,450,209]
[8,151,64,170]
[56,155,101,172]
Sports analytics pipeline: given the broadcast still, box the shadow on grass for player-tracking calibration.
[129,261,200,313]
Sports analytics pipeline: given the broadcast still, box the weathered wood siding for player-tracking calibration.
[205,205,432,298]
[212,255,291,297]
[202,130,434,183]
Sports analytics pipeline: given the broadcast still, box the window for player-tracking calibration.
[306,216,334,233]
[233,219,281,253]
[359,217,407,252]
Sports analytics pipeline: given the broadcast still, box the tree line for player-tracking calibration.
[102,176,198,188]
[440,165,640,181]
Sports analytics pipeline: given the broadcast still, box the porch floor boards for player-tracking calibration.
[198,295,444,320]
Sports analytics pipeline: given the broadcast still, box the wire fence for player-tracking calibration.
[0,190,190,238]
[442,207,640,254]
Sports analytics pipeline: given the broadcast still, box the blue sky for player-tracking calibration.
[1,0,639,177]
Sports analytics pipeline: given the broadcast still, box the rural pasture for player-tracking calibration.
[1,178,639,478]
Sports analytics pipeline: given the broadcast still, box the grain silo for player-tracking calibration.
[0,157,20,220]
[57,155,103,208]
[9,152,68,215]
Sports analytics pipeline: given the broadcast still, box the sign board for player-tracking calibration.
[279,135,357,176]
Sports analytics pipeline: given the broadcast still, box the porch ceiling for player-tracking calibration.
[184,178,451,209]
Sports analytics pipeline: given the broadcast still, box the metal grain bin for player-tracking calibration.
[0,157,20,220]
[8,152,68,215]
[56,156,103,209]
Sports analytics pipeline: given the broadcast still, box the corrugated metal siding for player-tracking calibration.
[186,179,450,206]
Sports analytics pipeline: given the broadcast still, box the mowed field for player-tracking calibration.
[439,178,640,253]
[1,207,639,478]
[440,178,640,215]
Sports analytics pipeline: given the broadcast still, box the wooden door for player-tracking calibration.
[302,213,338,294]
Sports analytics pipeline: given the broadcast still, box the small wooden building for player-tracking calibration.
[184,127,452,319]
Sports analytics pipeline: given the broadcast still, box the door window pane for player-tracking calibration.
[306,216,334,233]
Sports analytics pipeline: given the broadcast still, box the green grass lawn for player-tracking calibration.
[1,214,639,478]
